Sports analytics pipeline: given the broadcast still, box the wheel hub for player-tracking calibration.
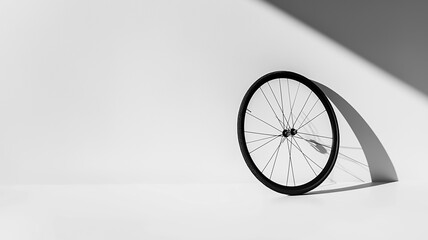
[282,128,297,138]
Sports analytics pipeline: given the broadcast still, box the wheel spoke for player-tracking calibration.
[296,99,319,129]
[290,143,296,186]
[246,111,282,132]
[261,138,283,172]
[267,81,289,129]
[279,79,288,129]
[293,91,312,128]
[291,137,317,176]
[297,110,326,130]
[298,132,332,139]
[246,135,278,144]
[249,135,281,154]
[287,79,292,126]
[244,131,279,137]
[260,87,285,129]
[295,134,359,150]
[295,135,368,167]
[288,137,323,170]
[285,136,296,186]
[288,83,300,126]
[269,138,283,179]
[285,137,291,185]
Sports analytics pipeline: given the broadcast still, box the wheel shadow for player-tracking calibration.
[306,182,392,195]
[314,81,398,182]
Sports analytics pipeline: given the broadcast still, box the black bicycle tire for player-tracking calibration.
[237,71,339,195]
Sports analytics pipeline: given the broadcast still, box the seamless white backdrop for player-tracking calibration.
[0,0,427,185]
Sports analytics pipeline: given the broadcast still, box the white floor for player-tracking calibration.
[0,182,426,240]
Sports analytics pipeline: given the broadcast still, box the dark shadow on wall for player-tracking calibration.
[263,0,428,96]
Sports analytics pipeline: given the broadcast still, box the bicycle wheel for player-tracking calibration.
[237,71,339,195]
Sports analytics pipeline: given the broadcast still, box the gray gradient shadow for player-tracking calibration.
[314,81,398,184]
[300,81,398,195]
[263,0,428,96]
[307,182,390,195]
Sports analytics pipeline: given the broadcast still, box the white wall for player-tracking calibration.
[0,0,427,185]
